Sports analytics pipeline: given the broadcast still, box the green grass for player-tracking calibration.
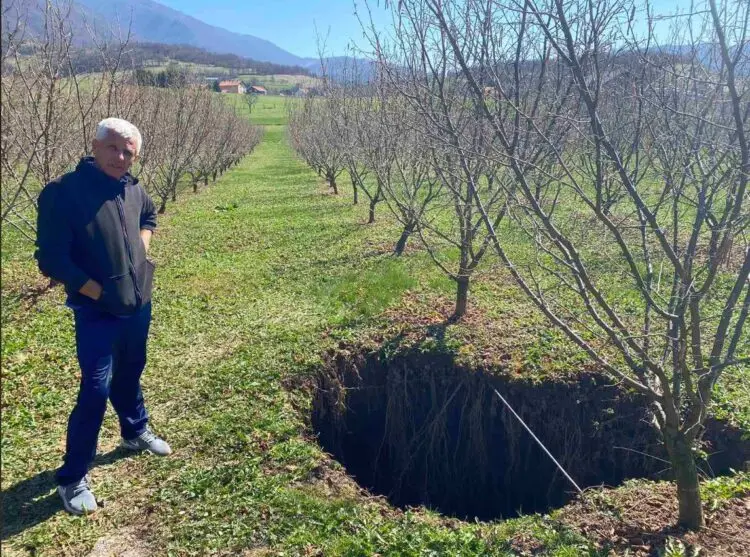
[237,74,321,94]
[0,125,491,555]
[144,61,248,75]
[2,112,748,555]
[139,62,320,93]
[223,94,296,126]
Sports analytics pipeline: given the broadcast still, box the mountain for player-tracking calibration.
[5,0,375,77]
[4,0,319,68]
[72,0,315,67]
[66,42,312,77]
[656,43,749,76]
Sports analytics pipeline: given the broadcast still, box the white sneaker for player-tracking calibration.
[121,427,172,456]
[58,475,97,515]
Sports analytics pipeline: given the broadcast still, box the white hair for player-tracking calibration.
[95,118,143,155]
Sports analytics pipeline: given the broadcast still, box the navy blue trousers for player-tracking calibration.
[56,302,152,486]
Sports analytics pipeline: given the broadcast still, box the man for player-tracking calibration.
[35,117,171,515]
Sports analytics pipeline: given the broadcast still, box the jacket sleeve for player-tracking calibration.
[140,188,157,232]
[34,182,91,291]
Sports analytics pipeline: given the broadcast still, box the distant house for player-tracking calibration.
[249,85,267,95]
[218,80,246,94]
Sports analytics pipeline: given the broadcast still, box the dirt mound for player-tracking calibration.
[557,483,750,556]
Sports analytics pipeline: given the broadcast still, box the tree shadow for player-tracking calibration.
[15,282,54,307]
[1,447,132,540]
[1,281,56,326]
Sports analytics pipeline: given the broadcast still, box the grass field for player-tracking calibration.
[223,94,296,126]
[145,61,249,75]
[237,74,322,94]
[2,97,748,556]
[139,60,320,94]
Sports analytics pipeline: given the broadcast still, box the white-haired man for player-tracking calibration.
[35,117,171,515]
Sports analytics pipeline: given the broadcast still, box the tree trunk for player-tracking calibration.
[158,200,167,214]
[665,430,704,530]
[351,177,359,205]
[328,172,339,195]
[394,222,415,255]
[368,198,377,224]
[454,276,469,319]
[193,181,198,193]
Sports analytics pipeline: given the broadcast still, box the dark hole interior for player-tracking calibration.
[311,348,749,521]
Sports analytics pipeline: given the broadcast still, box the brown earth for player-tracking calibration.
[556,483,750,556]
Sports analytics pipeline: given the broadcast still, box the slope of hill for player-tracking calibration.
[6,0,377,78]
[67,42,312,76]
[8,0,317,67]
[79,0,320,67]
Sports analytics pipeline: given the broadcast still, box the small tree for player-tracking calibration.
[1,0,130,241]
[367,13,510,318]
[341,91,385,221]
[243,90,258,115]
[323,57,387,218]
[368,85,443,256]
[288,96,345,194]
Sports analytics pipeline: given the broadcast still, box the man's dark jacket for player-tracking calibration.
[35,157,157,316]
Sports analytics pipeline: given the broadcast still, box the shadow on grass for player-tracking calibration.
[0,281,56,326]
[1,447,132,540]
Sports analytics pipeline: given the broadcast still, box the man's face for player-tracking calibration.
[92,132,138,180]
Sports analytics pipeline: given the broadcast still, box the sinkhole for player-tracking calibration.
[311,346,749,521]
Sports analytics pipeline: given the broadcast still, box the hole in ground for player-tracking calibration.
[311,346,749,521]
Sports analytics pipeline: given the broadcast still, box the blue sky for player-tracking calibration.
[155,0,685,58]
[156,0,393,58]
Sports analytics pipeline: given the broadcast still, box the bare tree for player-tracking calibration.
[187,101,263,192]
[141,87,209,212]
[1,0,263,238]
[132,86,262,212]
[1,0,137,241]
[368,4,511,318]
[242,89,258,115]
[377,0,748,528]
[288,95,345,194]
[369,86,444,256]
[343,91,386,222]
[129,86,170,212]
[324,60,388,220]
[1,0,127,240]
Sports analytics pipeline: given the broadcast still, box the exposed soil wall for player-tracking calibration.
[311,346,749,521]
